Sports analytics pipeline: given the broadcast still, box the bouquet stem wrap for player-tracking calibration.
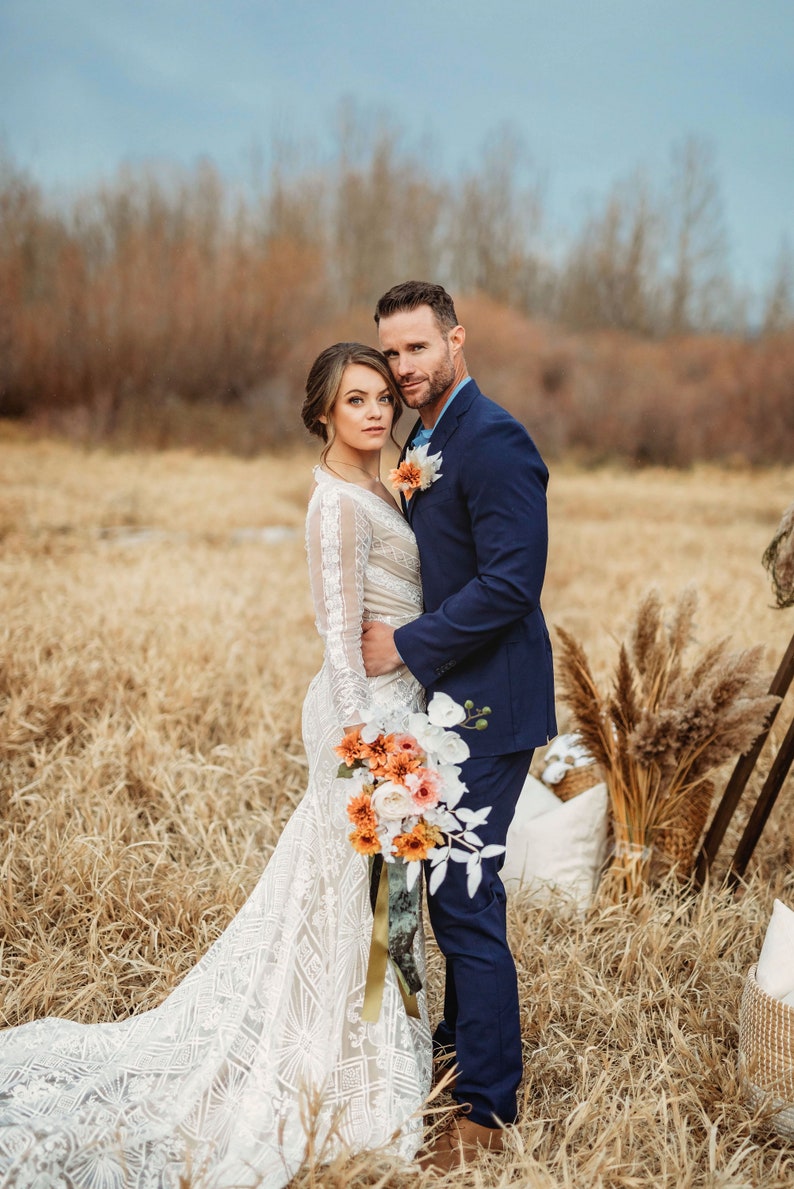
[361,855,421,1023]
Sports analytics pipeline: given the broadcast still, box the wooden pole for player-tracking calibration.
[727,710,794,886]
[694,631,794,884]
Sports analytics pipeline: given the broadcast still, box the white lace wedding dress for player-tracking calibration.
[0,467,431,1188]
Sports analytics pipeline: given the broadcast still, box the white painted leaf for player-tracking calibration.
[479,844,506,859]
[456,806,492,828]
[428,862,448,895]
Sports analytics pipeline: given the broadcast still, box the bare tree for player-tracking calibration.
[761,236,794,335]
[663,137,732,334]
[556,170,663,333]
[447,126,546,311]
[329,102,447,308]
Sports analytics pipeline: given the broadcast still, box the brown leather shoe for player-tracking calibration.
[419,1115,505,1173]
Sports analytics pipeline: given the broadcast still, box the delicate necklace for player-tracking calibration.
[325,458,381,484]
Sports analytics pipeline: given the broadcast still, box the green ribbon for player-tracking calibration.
[361,855,421,1023]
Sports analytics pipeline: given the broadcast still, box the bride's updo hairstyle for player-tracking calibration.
[302,342,402,460]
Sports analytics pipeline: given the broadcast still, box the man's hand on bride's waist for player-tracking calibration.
[362,621,403,677]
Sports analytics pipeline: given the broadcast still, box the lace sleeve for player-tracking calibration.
[306,484,372,727]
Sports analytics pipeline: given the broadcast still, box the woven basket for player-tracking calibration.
[738,964,794,1140]
[652,780,714,879]
[554,763,600,802]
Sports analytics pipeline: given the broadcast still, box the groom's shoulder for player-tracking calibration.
[463,383,548,480]
[464,382,532,441]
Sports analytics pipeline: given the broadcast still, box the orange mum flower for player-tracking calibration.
[389,446,442,501]
[334,727,365,765]
[383,750,422,784]
[347,792,378,832]
[361,733,396,777]
[349,827,382,856]
[393,822,438,862]
[389,460,424,500]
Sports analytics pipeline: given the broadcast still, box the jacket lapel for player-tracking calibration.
[399,383,478,522]
[415,379,477,477]
[399,419,422,521]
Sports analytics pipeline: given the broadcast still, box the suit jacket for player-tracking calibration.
[394,379,557,757]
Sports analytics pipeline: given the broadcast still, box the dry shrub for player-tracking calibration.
[2,157,793,465]
[1,443,794,1186]
[449,297,794,468]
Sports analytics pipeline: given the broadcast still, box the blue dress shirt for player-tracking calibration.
[410,378,472,448]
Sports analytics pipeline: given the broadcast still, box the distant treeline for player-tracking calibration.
[1,122,793,463]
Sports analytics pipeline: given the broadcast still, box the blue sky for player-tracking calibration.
[2,0,793,296]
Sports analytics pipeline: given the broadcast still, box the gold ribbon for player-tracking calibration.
[361,862,420,1023]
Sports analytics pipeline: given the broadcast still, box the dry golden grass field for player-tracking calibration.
[1,433,793,1187]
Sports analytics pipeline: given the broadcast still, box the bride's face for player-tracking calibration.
[324,363,395,453]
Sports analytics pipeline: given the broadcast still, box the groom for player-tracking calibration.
[362,281,557,1170]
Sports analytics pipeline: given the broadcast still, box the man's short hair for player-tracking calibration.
[374,281,459,333]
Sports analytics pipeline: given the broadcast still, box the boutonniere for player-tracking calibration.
[388,444,443,501]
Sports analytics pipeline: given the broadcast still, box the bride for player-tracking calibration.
[0,343,431,1186]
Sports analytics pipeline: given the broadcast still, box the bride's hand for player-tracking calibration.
[362,621,402,677]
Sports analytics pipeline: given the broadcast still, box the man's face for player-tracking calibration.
[377,305,464,423]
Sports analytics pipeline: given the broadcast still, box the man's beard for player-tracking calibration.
[403,350,455,411]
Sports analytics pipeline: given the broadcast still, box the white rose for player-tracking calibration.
[427,692,467,728]
[435,731,470,765]
[370,781,415,822]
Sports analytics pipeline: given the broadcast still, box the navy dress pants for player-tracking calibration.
[426,748,533,1128]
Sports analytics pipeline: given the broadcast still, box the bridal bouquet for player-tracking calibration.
[336,692,498,896]
[335,692,496,1020]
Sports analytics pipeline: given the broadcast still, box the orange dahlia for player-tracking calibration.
[347,792,378,832]
[393,821,441,862]
[383,750,422,784]
[388,460,423,500]
[361,733,396,777]
[334,727,365,765]
[349,827,382,856]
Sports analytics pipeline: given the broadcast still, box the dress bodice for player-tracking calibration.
[305,467,423,726]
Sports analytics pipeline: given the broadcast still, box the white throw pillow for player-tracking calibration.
[502,773,608,909]
[756,898,794,1007]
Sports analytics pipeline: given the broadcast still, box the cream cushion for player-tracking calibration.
[502,773,608,908]
[757,898,794,1008]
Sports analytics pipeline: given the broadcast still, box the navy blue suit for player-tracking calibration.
[394,378,556,1127]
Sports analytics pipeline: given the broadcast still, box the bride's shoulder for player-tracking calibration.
[307,467,358,513]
